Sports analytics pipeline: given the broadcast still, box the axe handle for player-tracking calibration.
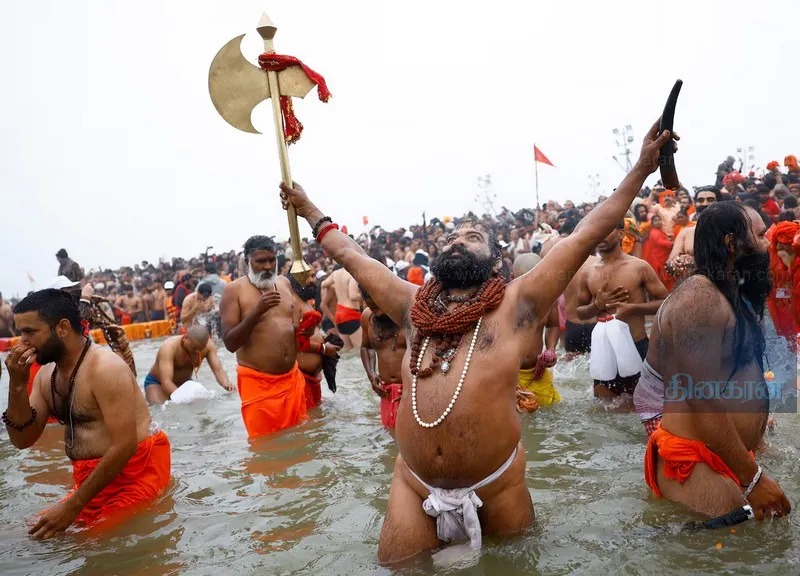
[265,67,304,263]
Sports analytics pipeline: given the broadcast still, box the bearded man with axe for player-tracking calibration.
[280,119,676,562]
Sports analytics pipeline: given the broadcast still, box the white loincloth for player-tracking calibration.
[407,447,518,549]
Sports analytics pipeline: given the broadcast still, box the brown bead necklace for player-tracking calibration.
[51,337,92,448]
[409,277,506,378]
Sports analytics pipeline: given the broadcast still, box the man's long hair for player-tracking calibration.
[693,202,766,376]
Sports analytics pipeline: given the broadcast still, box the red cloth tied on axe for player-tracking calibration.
[297,310,323,352]
[257,53,331,145]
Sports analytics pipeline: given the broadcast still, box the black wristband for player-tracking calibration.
[2,407,37,431]
[312,216,332,238]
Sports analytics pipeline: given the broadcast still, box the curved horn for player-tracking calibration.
[208,34,269,134]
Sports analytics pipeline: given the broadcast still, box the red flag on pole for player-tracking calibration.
[534,145,555,167]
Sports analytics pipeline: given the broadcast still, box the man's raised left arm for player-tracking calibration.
[513,119,676,319]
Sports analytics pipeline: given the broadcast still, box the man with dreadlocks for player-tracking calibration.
[643,203,791,522]
[281,119,676,562]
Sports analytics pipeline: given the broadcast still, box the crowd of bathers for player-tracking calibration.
[3,154,799,336]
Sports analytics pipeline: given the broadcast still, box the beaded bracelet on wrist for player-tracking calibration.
[312,216,333,238]
[2,408,37,431]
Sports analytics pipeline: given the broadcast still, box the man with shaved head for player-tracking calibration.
[143,325,234,404]
[513,254,560,411]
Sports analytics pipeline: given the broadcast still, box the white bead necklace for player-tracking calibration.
[412,316,483,428]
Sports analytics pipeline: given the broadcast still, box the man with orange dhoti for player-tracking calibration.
[4,290,170,537]
[220,236,309,437]
[766,220,800,342]
[643,203,790,522]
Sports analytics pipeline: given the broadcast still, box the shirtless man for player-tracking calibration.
[279,116,676,563]
[150,283,167,321]
[3,289,170,536]
[577,220,668,401]
[0,292,15,337]
[143,326,234,404]
[513,254,560,411]
[667,186,720,277]
[220,236,308,437]
[646,188,680,239]
[562,257,597,355]
[121,286,144,324]
[180,283,214,326]
[322,267,363,349]
[289,274,340,409]
[360,287,408,429]
[141,286,154,322]
[642,203,792,521]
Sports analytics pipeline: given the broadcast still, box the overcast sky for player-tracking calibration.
[1,0,796,297]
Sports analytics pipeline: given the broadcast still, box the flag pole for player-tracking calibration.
[534,143,540,210]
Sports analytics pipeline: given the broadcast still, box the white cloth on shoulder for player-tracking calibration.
[407,447,517,549]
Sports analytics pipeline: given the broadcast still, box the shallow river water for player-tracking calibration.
[1,338,798,576]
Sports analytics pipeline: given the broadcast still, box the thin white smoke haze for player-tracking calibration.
[0,0,796,296]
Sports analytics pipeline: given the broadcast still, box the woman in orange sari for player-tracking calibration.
[644,215,675,291]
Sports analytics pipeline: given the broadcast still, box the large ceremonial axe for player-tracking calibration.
[209,13,320,284]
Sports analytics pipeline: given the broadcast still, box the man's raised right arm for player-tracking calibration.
[280,182,417,326]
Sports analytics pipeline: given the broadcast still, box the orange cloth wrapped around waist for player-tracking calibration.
[334,304,361,325]
[644,424,742,497]
[71,430,171,526]
[303,371,322,409]
[237,364,307,437]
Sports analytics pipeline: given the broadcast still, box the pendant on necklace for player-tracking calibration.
[441,361,451,374]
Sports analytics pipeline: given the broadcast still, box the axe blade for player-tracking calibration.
[209,34,318,134]
[209,34,269,134]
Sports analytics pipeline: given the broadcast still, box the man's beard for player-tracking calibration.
[248,262,277,290]
[734,251,772,315]
[36,331,66,365]
[430,245,495,289]
[695,205,707,214]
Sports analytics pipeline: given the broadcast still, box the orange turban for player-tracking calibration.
[772,221,800,246]
[767,160,780,171]
[785,155,799,171]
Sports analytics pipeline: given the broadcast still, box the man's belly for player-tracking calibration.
[236,324,298,374]
[396,397,521,489]
[66,418,153,461]
[236,346,297,374]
